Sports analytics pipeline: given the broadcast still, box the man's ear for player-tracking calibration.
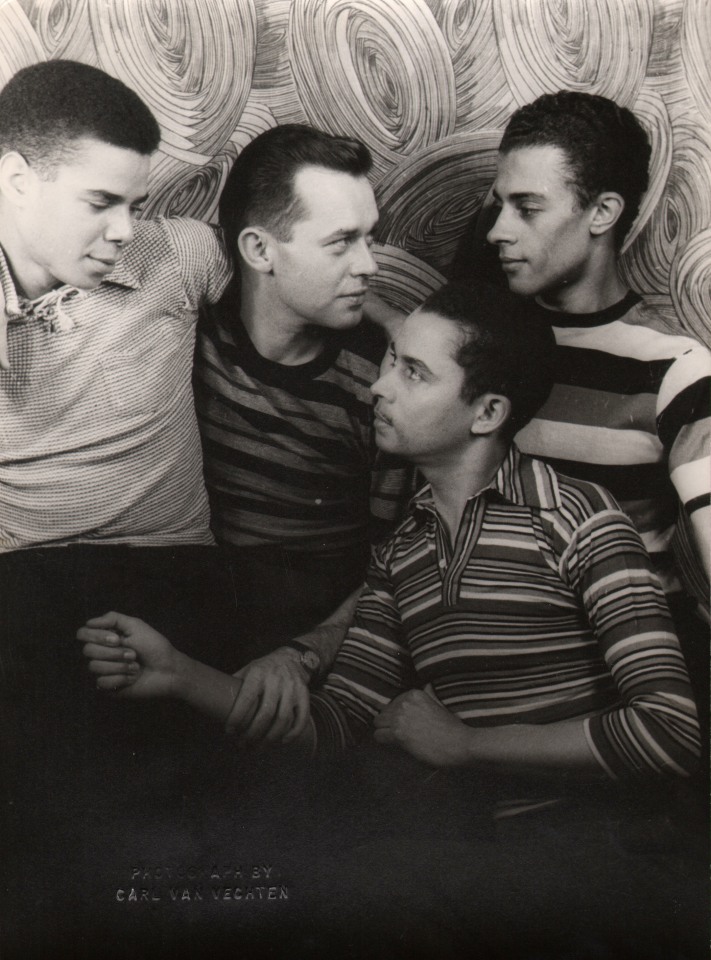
[237,226,274,274]
[589,191,624,237]
[469,393,511,437]
[0,151,35,207]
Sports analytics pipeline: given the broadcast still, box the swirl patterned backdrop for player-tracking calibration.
[1,0,709,341]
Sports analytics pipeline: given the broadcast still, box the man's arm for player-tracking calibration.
[375,498,700,780]
[661,342,711,588]
[78,611,241,722]
[224,586,362,745]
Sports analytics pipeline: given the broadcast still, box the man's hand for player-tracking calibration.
[226,648,310,744]
[1,282,10,370]
[373,684,472,767]
[77,611,179,699]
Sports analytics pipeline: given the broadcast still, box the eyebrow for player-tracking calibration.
[492,188,546,203]
[323,216,379,243]
[84,189,149,206]
[392,342,433,378]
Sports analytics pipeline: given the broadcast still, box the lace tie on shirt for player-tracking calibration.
[10,286,85,333]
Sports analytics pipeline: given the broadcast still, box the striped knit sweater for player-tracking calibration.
[515,292,710,615]
[310,446,700,781]
[194,302,412,558]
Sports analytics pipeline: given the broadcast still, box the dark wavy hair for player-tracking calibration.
[420,283,555,440]
[500,90,651,249]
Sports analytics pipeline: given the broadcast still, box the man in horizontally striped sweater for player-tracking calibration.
[193,126,412,744]
[80,283,702,953]
[81,282,700,789]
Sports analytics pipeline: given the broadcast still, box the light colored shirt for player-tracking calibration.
[0,217,230,551]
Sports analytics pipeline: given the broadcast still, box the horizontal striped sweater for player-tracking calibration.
[515,292,710,614]
[310,446,700,781]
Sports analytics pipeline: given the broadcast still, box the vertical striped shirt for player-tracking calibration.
[515,292,710,614]
[0,217,231,551]
[310,446,699,781]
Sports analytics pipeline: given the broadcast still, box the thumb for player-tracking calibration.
[423,682,440,702]
[85,610,134,634]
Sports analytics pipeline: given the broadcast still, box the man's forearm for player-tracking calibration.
[172,650,242,724]
[288,585,362,675]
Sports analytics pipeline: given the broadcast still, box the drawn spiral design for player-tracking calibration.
[671,229,711,344]
[621,84,673,253]
[0,4,45,86]
[681,0,711,126]
[27,0,97,64]
[376,132,501,276]
[88,0,256,157]
[430,0,514,129]
[371,244,446,314]
[288,0,456,178]
[492,0,653,108]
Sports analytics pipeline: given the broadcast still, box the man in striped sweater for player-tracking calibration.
[80,284,702,953]
[193,126,412,744]
[484,90,710,727]
[81,282,699,784]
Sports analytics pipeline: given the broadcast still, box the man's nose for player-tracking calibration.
[105,206,135,246]
[486,206,513,246]
[352,240,379,277]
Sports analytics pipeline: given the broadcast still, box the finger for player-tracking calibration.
[84,611,134,632]
[88,660,140,677]
[77,628,121,645]
[282,686,310,743]
[80,640,134,660]
[96,674,137,691]
[227,674,262,728]
[240,689,282,742]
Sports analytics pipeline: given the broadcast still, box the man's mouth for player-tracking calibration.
[499,257,525,270]
[374,407,392,426]
[87,255,120,270]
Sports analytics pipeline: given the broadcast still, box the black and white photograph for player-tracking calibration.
[1,1,709,957]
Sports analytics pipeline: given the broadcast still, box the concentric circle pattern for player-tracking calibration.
[0,0,708,341]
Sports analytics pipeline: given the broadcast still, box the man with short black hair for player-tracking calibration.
[194,124,412,742]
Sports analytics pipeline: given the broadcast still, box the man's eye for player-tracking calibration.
[519,206,539,218]
[331,238,348,252]
[405,366,422,381]
[89,202,109,211]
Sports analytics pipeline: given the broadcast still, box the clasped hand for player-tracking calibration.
[373,685,472,767]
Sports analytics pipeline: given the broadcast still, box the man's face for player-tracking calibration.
[487,145,596,302]
[371,309,476,468]
[268,165,379,330]
[15,136,150,299]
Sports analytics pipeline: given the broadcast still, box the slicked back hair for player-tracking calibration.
[0,60,160,177]
[219,124,373,259]
[420,283,555,440]
[500,90,651,250]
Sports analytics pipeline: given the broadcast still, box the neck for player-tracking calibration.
[420,436,508,540]
[241,274,327,365]
[538,246,628,314]
[0,219,55,300]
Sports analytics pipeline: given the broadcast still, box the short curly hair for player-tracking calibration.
[0,60,160,176]
[500,90,651,249]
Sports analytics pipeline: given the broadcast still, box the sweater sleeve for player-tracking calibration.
[310,544,414,755]
[558,496,700,779]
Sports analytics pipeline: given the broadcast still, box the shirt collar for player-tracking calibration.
[411,443,562,519]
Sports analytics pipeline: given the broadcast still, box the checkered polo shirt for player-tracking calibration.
[0,217,231,551]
